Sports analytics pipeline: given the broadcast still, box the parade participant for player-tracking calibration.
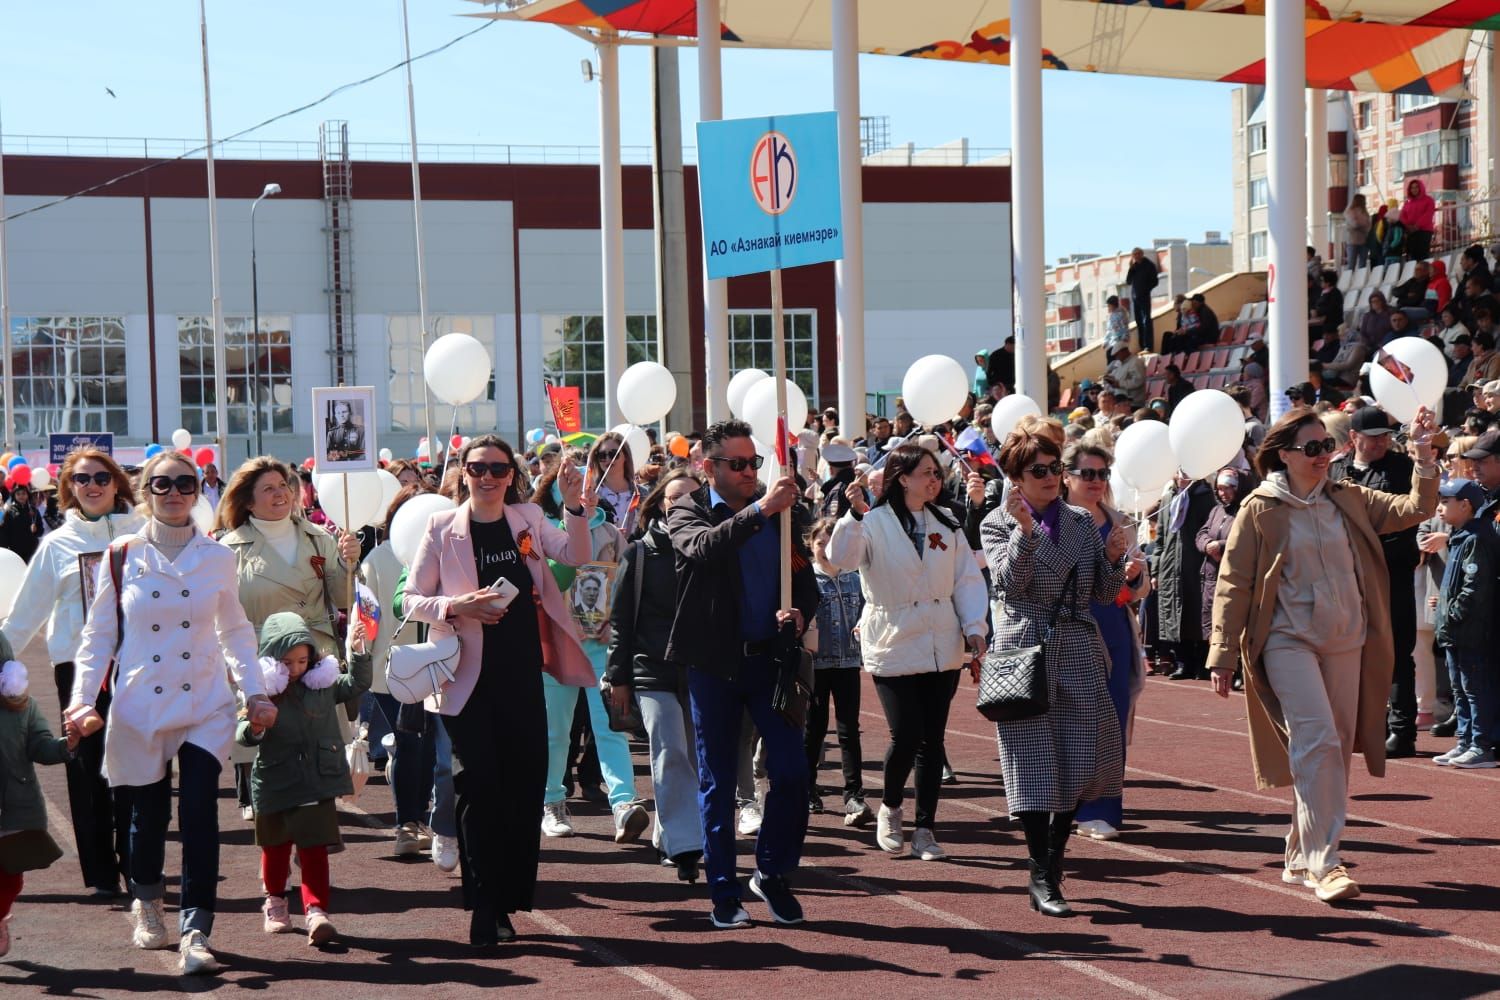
[665,420,819,929]
[587,431,646,539]
[403,436,597,947]
[1209,406,1438,903]
[981,432,1130,917]
[238,613,372,946]
[67,450,273,974]
[0,448,142,897]
[828,445,987,861]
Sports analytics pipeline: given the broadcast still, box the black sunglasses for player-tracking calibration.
[708,454,764,472]
[1067,467,1111,483]
[594,449,620,464]
[70,471,114,488]
[464,460,514,480]
[1026,460,1065,479]
[1285,437,1338,458]
[147,474,199,496]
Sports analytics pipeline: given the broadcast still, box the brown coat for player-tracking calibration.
[1207,470,1437,789]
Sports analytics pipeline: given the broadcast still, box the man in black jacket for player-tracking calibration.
[665,420,820,930]
[1127,248,1159,352]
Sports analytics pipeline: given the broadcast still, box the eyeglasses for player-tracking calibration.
[70,471,114,488]
[708,455,764,472]
[594,449,619,464]
[1067,467,1111,483]
[147,474,199,496]
[464,460,514,480]
[1026,460,1065,479]
[1285,437,1339,458]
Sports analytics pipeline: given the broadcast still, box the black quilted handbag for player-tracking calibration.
[976,566,1077,722]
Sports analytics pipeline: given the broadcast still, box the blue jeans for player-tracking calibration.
[127,742,220,935]
[370,692,456,836]
[542,640,638,808]
[688,655,808,905]
[1446,647,1496,752]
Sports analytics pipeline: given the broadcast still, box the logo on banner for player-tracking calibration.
[750,131,797,215]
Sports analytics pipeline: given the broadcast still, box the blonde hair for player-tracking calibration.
[1012,414,1066,447]
[134,451,198,518]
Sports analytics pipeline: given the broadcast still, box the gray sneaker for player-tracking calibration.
[613,802,650,844]
[1451,747,1499,769]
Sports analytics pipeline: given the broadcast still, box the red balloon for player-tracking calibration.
[11,465,32,487]
[195,447,215,468]
[450,434,463,449]
[46,464,59,477]
[3,475,12,491]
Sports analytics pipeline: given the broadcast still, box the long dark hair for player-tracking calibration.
[458,434,524,505]
[636,467,700,538]
[875,443,958,533]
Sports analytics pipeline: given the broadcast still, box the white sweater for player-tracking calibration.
[0,508,145,663]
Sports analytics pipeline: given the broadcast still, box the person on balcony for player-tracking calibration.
[1400,179,1436,262]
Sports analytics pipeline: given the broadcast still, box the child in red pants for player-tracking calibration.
[0,641,79,957]
[237,613,370,946]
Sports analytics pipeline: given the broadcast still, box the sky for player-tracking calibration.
[0,1,1233,262]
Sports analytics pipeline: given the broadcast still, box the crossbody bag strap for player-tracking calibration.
[630,539,645,636]
[1040,565,1079,642]
[105,539,130,691]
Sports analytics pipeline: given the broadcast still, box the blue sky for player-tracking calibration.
[1,1,1232,261]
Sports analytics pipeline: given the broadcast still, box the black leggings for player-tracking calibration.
[804,669,864,802]
[53,662,130,891]
[873,670,960,829]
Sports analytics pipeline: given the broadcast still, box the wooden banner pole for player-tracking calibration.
[770,268,791,613]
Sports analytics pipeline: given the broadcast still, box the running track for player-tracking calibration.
[5,633,1499,999]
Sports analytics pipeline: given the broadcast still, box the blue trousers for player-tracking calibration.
[127,742,220,935]
[688,655,808,905]
[1077,609,1135,828]
[1446,647,1496,752]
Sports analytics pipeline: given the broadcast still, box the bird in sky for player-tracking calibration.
[105,87,116,98]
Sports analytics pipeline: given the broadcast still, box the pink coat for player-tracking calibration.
[404,501,595,715]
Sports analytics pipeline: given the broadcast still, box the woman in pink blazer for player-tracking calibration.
[404,435,596,947]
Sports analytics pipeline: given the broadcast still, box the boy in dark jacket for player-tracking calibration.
[1430,479,1499,769]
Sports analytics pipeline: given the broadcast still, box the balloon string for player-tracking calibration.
[937,435,977,478]
[598,425,632,486]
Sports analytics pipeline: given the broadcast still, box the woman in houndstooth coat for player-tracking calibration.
[980,432,1130,917]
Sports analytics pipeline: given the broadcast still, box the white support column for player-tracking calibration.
[598,34,626,429]
[1009,0,1046,404]
[1488,36,1500,196]
[1267,0,1308,420]
[832,0,866,442]
[199,0,229,454]
[697,0,730,423]
[0,102,13,453]
[1306,89,1329,258]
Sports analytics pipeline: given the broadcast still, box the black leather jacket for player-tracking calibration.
[606,521,686,694]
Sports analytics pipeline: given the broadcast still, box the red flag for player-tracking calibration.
[546,385,583,434]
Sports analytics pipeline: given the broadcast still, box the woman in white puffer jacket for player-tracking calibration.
[826,442,988,863]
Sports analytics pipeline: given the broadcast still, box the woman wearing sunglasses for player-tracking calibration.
[403,435,598,947]
[1060,443,1151,844]
[1209,405,1439,904]
[587,431,646,538]
[0,448,142,899]
[67,449,271,974]
[980,432,1131,917]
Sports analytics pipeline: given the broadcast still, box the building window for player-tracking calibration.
[1249,231,1268,262]
[1462,135,1474,169]
[539,314,657,433]
[1249,177,1269,208]
[178,315,293,437]
[1357,101,1373,130]
[389,315,498,435]
[1248,124,1267,153]
[1397,93,1440,116]
[1357,156,1374,186]
[8,316,129,436]
[729,310,816,404]
[1394,129,1461,175]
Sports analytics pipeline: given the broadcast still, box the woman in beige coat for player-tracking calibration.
[1209,405,1438,904]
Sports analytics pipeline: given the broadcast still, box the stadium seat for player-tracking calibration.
[1250,301,1268,320]
[1236,302,1255,322]
[1349,264,1371,290]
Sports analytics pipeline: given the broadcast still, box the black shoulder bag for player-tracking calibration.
[976,565,1077,723]
[605,540,646,733]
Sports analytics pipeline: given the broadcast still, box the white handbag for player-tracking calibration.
[385,628,460,705]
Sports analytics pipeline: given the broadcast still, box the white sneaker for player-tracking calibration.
[613,802,650,844]
[240,804,254,821]
[737,802,763,838]
[262,894,292,934]
[1451,747,1499,769]
[910,827,947,861]
[0,914,10,958]
[1077,819,1120,841]
[876,803,904,854]
[394,821,429,856]
[1433,744,1467,766]
[178,929,220,975]
[1282,868,1316,887]
[130,898,169,950]
[431,833,459,872]
[541,801,575,837]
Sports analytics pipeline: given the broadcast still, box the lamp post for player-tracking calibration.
[250,182,280,458]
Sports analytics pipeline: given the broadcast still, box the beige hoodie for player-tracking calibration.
[1261,472,1366,653]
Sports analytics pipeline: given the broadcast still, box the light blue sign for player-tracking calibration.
[697,111,844,280]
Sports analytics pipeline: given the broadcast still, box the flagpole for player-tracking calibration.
[199,0,229,456]
[770,268,791,612]
[401,0,438,459]
[0,97,14,454]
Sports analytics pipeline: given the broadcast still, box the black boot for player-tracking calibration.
[470,903,499,947]
[1028,856,1073,917]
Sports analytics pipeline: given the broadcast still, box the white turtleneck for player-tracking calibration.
[250,514,300,566]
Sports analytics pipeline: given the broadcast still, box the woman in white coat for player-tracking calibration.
[0,448,142,897]
[66,451,273,976]
[827,442,989,862]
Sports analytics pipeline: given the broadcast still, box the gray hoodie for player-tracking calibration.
[1261,472,1366,653]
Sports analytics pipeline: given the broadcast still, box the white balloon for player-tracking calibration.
[189,495,216,535]
[30,466,51,490]
[390,493,456,567]
[1113,477,1166,517]
[0,549,26,617]
[424,333,492,406]
[1113,420,1178,493]
[617,361,677,425]
[752,435,781,489]
[741,378,809,448]
[1168,389,1246,480]
[990,395,1043,442]
[726,369,770,419]
[1370,336,1446,424]
[171,428,192,451]
[378,447,393,463]
[901,355,970,427]
[314,470,386,530]
[376,469,402,523]
[608,423,650,469]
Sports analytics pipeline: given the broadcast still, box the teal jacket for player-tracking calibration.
[235,612,371,815]
[0,697,71,832]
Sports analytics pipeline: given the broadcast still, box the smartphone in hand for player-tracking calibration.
[485,577,521,611]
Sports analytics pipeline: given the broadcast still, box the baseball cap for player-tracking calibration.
[1350,406,1396,435]
[1439,477,1487,509]
[822,442,857,464]
[1462,428,1500,460]
[882,434,908,453]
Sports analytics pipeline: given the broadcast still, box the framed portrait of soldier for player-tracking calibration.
[568,561,618,641]
[312,385,376,472]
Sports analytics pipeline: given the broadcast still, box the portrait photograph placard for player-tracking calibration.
[312,385,377,472]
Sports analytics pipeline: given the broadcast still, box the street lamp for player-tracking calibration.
[250,182,280,457]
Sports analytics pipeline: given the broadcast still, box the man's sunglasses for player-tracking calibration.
[464,460,514,480]
[1284,437,1338,458]
[147,474,199,496]
[708,455,764,472]
[1067,467,1111,483]
[1026,460,1065,479]
[70,471,114,488]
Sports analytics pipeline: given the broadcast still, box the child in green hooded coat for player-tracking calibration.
[236,612,370,947]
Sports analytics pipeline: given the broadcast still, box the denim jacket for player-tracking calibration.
[813,567,863,670]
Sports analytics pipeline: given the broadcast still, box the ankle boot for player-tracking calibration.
[1027,857,1072,917]
[1040,848,1074,917]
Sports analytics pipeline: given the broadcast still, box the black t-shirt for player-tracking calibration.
[469,516,543,670]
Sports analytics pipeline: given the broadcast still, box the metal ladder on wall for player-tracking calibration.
[320,120,355,386]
